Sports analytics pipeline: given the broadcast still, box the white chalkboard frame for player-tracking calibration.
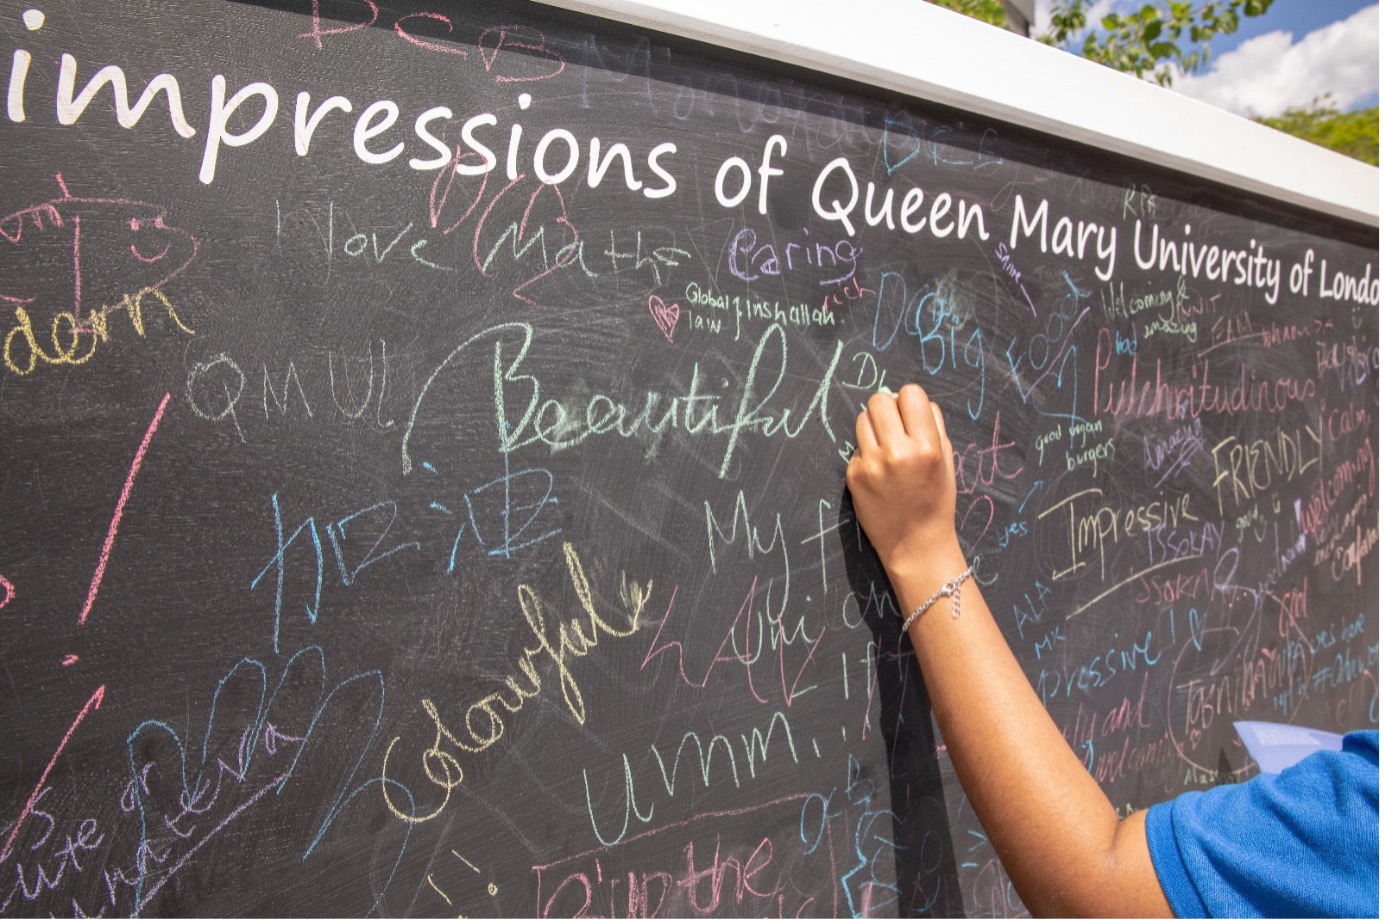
[537,0,1380,228]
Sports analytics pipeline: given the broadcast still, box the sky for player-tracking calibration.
[1032,0,1380,117]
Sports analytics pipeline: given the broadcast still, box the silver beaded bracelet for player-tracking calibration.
[901,565,975,632]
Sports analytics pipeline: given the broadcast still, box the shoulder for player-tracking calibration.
[1343,728,1379,761]
[1145,728,1379,918]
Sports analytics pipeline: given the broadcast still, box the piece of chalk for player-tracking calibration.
[876,386,893,395]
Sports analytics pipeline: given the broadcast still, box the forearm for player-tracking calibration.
[887,545,1165,917]
[845,385,1169,916]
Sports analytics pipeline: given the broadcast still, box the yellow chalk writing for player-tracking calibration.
[381,542,650,823]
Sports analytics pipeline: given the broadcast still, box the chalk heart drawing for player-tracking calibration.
[647,294,680,343]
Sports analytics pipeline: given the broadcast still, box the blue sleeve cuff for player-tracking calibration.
[1146,798,1208,918]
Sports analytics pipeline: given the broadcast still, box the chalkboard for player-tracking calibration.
[0,0,1377,916]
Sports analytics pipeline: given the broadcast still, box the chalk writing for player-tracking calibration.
[0,1,1375,917]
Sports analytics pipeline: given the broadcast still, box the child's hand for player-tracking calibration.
[845,384,966,586]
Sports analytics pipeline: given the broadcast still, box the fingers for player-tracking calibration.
[866,391,906,446]
[931,402,948,445]
[896,383,936,446]
[931,401,957,479]
[859,384,951,463]
[855,405,879,454]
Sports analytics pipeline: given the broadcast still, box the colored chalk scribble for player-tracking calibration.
[1,176,198,376]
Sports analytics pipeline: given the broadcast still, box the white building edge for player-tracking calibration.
[538,0,1380,229]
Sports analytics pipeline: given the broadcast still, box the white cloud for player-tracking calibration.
[1170,5,1380,117]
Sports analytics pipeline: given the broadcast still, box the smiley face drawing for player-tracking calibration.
[0,174,201,375]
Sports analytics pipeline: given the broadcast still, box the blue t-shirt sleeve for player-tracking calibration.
[1146,730,1379,918]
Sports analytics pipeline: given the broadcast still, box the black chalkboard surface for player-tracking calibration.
[0,0,1377,916]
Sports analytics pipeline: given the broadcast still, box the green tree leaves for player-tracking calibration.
[1257,98,1380,166]
[928,1,1277,88]
[926,1,1378,164]
[928,0,1008,28]
[1048,1,1276,87]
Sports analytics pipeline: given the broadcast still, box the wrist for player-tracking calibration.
[882,535,969,609]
